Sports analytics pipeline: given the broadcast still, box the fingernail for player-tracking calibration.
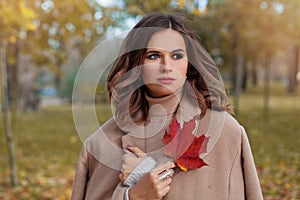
[127,145,135,152]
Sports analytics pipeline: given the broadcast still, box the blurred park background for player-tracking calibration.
[0,0,300,199]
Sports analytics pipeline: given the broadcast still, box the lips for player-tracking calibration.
[157,77,176,84]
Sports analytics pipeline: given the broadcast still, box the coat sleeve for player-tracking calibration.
[241,126,263,200]
[71,144,128,200]
[112,183,128,200]
[71,146,89,200]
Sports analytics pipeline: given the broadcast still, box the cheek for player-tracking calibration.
[142,66,155,82]
[175,61,188,77]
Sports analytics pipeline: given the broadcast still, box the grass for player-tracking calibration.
[229,84,300,199]
[0,83,299,199]
[0,105,79,199]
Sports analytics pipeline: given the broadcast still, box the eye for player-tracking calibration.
[147,54,160,60]
[173,53,184,60]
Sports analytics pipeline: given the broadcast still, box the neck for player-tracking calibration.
[145,88,184,117]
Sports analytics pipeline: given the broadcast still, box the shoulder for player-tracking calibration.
[200,109,243,134]
[85,117,124,147]
[201,109,245,144]
[81,117,124,170]
[223,111,244,133]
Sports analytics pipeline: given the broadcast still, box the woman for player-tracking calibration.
[72,13,263,200]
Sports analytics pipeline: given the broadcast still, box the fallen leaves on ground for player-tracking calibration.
[0,166,74,200]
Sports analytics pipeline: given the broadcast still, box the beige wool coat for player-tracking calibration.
[72,90,263,200]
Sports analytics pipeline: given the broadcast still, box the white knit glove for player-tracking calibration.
[123,156,157,187]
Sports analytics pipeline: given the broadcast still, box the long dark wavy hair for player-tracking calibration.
[107,13,229,123]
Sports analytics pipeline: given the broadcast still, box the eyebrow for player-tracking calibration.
[146,48,185,54]
[173,48,185,53]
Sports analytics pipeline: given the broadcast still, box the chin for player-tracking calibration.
[150,89,176,98]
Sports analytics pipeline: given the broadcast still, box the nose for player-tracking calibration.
[160,56,172,72]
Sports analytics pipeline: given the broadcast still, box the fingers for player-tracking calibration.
[122,153,136,162]
[127,146,145,153]
[148,161,175,189]
[151,170,173,198]
[121,153,145,174]
[127,146,147,158]
[158,169,174,181]
[160,184,171,197]
[157,176,172,188]
[121,147,149,181]
[155,172,173,198]
[127,146,145,154]
[158,178,172,196]
[119,172,130,182]
[119,173,124,182]
[128,161,175,199]
[152,161,175,175]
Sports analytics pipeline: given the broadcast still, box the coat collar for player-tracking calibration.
[117,82,226,159]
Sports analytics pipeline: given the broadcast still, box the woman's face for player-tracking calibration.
[142,29,188,98]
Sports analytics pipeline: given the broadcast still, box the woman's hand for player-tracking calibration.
[120,146,148,183]
[128,161,176,200]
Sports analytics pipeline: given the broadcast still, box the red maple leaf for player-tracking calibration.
[162,117,209,171]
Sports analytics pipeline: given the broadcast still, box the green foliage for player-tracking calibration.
[279,0,300,45]
[0,0,37,40]
[26,0,123,68]
[123,0,296,70]
[208,0,285,66]
[125,0,173,15]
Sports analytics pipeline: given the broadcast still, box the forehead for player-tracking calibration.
[147,29,186,51]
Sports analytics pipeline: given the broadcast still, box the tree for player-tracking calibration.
[0,0,37,186]
[281,0,300,94]
[124,0,173,15]
[208,0,287,114]
[27,1,118,92]
[0,0,124,186]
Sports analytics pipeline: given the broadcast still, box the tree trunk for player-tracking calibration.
[230,41,238,94]
[12,41,20,114]
[263,55,271,120]
[251,61,258,86]
[1,42,18,186]
[241,61,248,91]
[233,54,244,114]
[288,45,299,94]
[55,57,62,94]
[229,29,239,94]
[7,41,20,124]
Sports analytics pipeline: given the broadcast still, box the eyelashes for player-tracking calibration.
[173,53,183,59]
[147,53,160,60]
[146,53,184,60]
